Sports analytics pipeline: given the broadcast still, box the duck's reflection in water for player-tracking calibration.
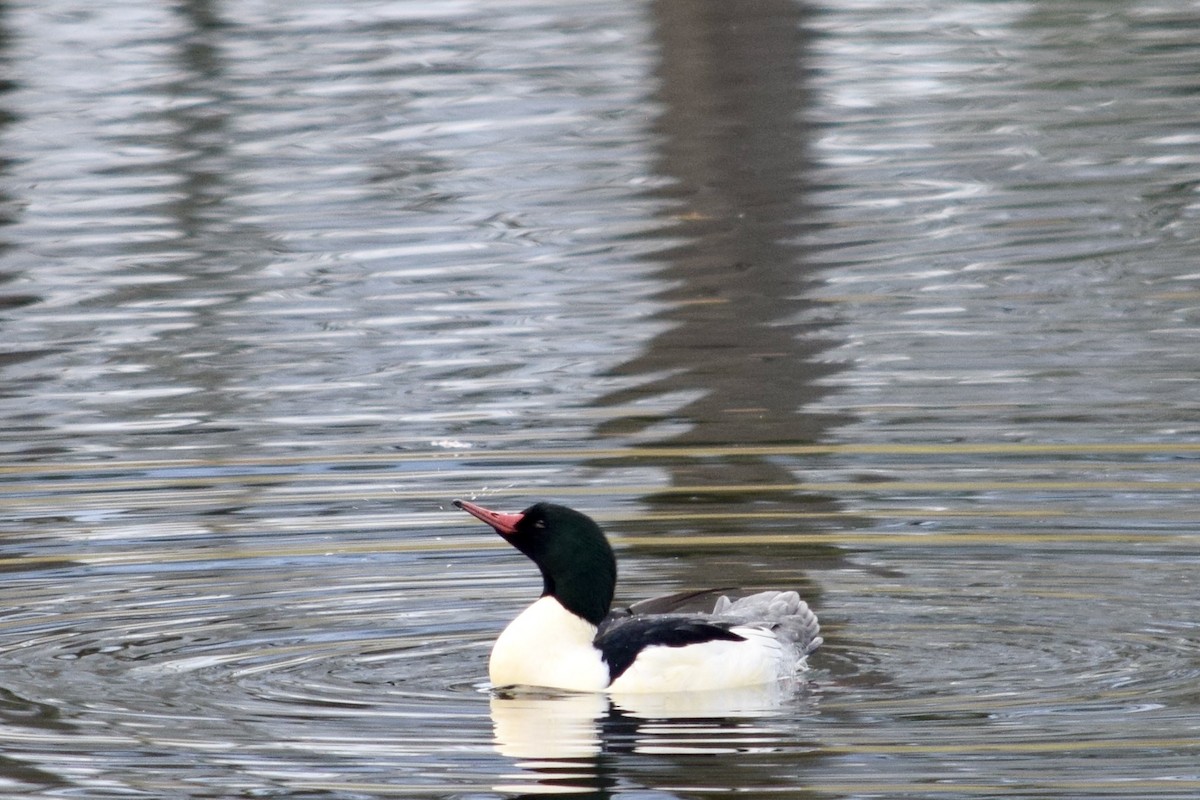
[491,690,610,761]
[490,681,816,795]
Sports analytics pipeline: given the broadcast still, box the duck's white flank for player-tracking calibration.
[489,596,608,692]
[607,625,793,694]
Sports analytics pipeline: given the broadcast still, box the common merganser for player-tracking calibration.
[455,500,822,693]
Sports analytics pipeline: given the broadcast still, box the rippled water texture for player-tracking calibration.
[2,0,1199,797]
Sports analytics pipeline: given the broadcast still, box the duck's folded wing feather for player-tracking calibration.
[607,587,739,620]
[595,615,745,681]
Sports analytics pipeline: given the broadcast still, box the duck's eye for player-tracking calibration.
[533,519,547,529]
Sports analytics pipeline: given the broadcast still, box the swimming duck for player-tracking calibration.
[455,500,822,693]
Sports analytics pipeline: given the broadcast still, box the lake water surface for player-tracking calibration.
[1,1,1198,797]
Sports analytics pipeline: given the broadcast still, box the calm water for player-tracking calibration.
[1,0,1199,797]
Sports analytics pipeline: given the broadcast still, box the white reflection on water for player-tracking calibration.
[492,691,609,760]
[490,682,817,793]
[492,681,797,758]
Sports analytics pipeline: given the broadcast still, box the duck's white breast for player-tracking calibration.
[489,596,610,692]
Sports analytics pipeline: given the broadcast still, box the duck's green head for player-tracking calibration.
[455,500,616,625]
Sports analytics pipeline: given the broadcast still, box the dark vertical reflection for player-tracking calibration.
[595,0,852,555]
[106,0,261,280]
[159,0,244,261]
[96,0,278,447]
[0,7,78,792]
[0,0,45,359]
[0,0,13,243]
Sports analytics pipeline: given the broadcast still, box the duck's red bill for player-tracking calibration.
[454,500,523,536]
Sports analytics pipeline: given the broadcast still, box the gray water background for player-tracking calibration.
[1,1,1198,797]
